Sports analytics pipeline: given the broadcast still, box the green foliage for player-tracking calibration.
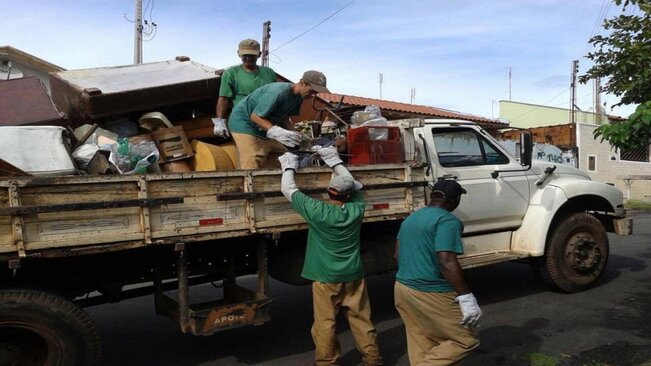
[625,199,651,210]
[594,101,651,150]
[525,352,560,366]
[583,0,651,151]
[580,0,651,107]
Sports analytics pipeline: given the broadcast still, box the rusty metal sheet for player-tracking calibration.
[0,77,65,126]
[49,60,220,126]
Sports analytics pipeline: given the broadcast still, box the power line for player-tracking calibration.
[583,0,611,55]
[508,87,570,121]
[271,0,356,52]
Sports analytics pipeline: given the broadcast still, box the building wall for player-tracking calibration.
[500,100,609,128]
[577,123,651,201]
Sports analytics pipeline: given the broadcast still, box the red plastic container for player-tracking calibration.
[347,126,404,165]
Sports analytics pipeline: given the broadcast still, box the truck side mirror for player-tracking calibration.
[520,132,532,168]
[491,131,533,179]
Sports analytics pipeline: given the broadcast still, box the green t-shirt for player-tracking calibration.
[396,207,464,292]
[291,191,365,283]
[219,65,276,107]
[228,82,303,138]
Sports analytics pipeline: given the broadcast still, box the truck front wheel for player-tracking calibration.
[541,213,609,293]
[0,289,101,366]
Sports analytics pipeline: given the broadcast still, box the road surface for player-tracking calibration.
[87,212,651,366]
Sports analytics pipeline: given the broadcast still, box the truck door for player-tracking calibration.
[423,125,530,235]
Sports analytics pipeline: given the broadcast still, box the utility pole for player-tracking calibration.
[261,21,271,67]
[379,73,383,100]
[594,78,602,125]
[133,0,143,64]
[410,88,416,104]
[508,66,512,101]
[570,60,579,124]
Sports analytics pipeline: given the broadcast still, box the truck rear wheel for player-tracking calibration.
[0,289,101,366]
[541,213,609,293]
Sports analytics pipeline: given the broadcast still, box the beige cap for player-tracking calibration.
[238,39,261,56]
[301,70,330,93]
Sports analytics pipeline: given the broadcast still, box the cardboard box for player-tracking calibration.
[160,160,192,173]
[151,126,194,163]
[177,115,214,140]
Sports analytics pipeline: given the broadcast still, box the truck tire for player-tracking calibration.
[0,289,101,366]
[541,212,609,293]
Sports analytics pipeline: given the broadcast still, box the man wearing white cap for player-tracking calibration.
[212,39,277,138]
[278,146,383,366]
[228,70,330,169]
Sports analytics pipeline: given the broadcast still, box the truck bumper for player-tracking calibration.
[613,217,633,236]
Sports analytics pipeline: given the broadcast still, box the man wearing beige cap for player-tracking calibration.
[277,146,383,366]
[228,70,331,169]
[212,39,277,138]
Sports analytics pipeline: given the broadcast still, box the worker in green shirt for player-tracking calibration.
[394,179,481,365]
[278,146,383,366]
[228,70,328,169]
[212,39,277,138]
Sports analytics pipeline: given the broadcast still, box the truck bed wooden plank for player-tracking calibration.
[0,165,427,257]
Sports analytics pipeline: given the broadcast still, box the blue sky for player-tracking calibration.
[2,0,639,119]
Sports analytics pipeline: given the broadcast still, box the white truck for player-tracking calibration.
[0,62,632,365]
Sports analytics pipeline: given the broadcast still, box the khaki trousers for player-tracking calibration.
[394,282,479,366]
[231,132,288,169]
[311,279,383,366]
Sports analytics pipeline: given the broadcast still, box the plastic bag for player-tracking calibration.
[108,138,160,174]
[72,134,100,169]
[350,105,388,140]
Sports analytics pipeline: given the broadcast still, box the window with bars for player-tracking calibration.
[620,145,650,162]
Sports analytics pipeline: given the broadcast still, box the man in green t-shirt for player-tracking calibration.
[212,39,277,138]
[228,70,329,169]
[394,180,482,365]
[278,146,383,366]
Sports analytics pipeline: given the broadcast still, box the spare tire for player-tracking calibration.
[0,289,101,366]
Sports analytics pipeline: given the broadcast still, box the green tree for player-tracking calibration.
[580,0,651,151]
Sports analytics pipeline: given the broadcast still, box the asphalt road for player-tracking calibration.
[86,212,651,366]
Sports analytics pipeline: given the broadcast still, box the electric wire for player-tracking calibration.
[508,87,571,121]
[271,0,356,52]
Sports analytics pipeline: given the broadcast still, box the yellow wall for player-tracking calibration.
[499,101,609,128]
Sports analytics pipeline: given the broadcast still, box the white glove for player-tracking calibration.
[455,293,482,328]
[212,118,230,138]
[315,145,343,167]
[278,152,299,171]
[267,126,303,148]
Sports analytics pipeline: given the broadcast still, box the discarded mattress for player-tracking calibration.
[0,126,76,176]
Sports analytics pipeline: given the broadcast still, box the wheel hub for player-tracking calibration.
[565,233,602,272]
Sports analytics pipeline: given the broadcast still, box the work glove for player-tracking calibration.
[267,126,303,148]
[211,118,230,138]
[313,145,343,167]
[278,152,299,172]
[455,293,482,328]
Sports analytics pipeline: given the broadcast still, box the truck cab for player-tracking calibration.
[414,119,631,292]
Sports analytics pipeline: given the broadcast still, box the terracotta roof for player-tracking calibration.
[0,77,65,126]
[318,93,508,127]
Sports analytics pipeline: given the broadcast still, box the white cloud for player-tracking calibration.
[0,0,639,119]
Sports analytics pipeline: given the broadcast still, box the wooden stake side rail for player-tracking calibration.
[0,164,428,258]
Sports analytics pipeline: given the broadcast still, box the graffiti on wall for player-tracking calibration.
[497,140,576,167]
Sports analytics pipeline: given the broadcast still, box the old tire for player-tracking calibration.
[0,289,101,366]
[541,213,609,293]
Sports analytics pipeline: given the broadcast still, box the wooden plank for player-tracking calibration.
[0,164,427,255]
[0,197,183,216]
